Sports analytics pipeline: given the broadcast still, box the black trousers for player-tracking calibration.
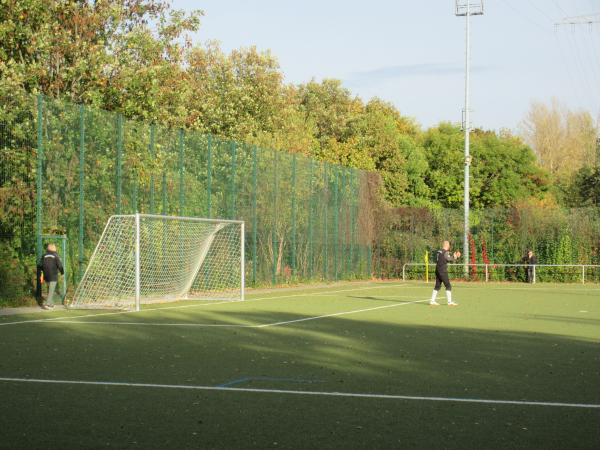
[434,271,451,291]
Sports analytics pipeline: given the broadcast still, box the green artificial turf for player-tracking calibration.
[1,281,599,449]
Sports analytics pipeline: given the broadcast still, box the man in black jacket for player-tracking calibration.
[37,243,64,309]
[522,249,537,283]
[430,241,461,306]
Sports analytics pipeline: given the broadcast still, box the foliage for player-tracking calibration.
[520,98,597,180]
[422,124,548,208]
[567,166,600,207]
[1,0,598,302]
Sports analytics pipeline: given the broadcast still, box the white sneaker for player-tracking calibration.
[448,301,459,307]
[429,300,440,306]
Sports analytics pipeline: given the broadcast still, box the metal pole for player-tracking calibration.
[134,213,141,312]
[162,170,167,215]
[206,135,212,218]
[323,163,328,280]
[116,114,123,214]
[36,95,44,260]
[251,145,258,286]
[333,167,340,281]
[463,1,471,278]
[272,150,279,286]
[291,154,297,277]
[61,235,67,298]
[132,177,138,213]
[149,125,155,214]
[240,222,245,300]
[368,243,373,278]
[78,104,85,281]
[308,159,314,279]
[178,129,185,216]
[229,141,237,219]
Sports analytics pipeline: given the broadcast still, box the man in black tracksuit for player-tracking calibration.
[37,243,64,309]
[522,249,537,283]
[430,240,460,306]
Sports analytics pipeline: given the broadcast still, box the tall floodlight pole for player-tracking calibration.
[455,1,483,277]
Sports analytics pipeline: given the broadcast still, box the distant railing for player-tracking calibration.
[401,263,600,284]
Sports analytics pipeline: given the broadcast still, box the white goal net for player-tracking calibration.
[71,214,244,310]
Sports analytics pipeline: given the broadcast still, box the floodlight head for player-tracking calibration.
[455,1,484,16]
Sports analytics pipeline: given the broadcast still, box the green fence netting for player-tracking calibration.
[14,94,376,298]
[1,92,600,301]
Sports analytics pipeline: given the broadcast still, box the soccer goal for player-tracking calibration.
[71,214,244,310]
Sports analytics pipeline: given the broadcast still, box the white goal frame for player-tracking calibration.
[73,214,245,311]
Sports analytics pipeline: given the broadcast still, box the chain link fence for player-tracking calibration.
[1,94,380,300]
[2,92,600,302]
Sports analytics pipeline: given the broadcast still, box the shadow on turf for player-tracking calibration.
[521,314,600,326]
[3,309,599,403]
[2,308,600,449]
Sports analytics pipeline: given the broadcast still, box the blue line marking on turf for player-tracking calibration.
[217,376,324,388]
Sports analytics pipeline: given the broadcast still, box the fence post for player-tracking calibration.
[533,265,536,284]
[349,169,356,277]
[333,166,339,281]
[291,153,297,277]
[402,264,406,281]
[148,124,156,214]
[78,104,85,281]
[339,168,345,279]
[178,129,185,216]
[132,176,138,213]
[485,264,489,282]
[161,168,167,215]
[308,159,314,279]
[229,141,237,219]
[368,243,373,278]
[206,135,212,218]
[36,95,44,260]
[378,243,382,279]
[272,150,278,286]
[116,114,123,214]
[149,124,155,214]
[323,162,328,280]
[582,265,585,284]
[251,145,258,287]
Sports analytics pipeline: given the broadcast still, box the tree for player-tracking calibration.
[520,99,597,178]
[422,123,547,208]
[568,166,600,206]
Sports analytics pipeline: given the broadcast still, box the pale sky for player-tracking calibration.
[173,0,600,131]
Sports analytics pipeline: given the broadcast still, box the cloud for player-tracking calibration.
[348,62,493,83]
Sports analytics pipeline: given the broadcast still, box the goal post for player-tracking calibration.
[71,214,245,310]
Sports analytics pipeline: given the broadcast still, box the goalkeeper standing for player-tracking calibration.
[430,240,460,306]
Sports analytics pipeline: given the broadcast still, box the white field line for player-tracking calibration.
[39,299,429,328]
[0,377,598,409]
[0,283,408,327]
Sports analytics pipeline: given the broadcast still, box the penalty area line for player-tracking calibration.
[0,283,409,327]
[37,299,429,328]
[0,377,598,409]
